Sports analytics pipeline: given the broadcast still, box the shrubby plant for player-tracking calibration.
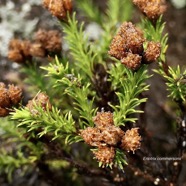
[0,0,186,185]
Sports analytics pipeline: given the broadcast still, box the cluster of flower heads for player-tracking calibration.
[8,29,62,64]
[109,22,161,70]
[80,112,141,166]
[133,0,167,20]
[26,92,52,115]
[0,82,22,117]
[42,0,72,21]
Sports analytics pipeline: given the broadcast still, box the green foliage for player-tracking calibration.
[114,149,128,170]
[164,66,186,101]
[76,0,102,24]
[0,151,35,181]
[62,13,97,80]
[11,105,80,144]
[21,63,47,94]
[105,0,133,26]
[42,56,97,128]
[109,63,149,126]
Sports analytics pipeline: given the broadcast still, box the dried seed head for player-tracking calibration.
[109,22,145,61]
[0,107,9,117]
[34,29,62,54]
[8,85,22,105]
[121,53,142,70]
[93,111,114,128]
[80,127,102,147]
[133,0,167,20]
[0,86,11,108]
[93,146,115,165]
[119,22,145,54]
[101,126,124,145]
[8,39,31,63]
[26,92,52,114]
[143,41,161,63]
[121,128,141,152]
[42,0,72,21]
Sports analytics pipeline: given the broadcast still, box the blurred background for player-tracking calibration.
[0,0,185,185]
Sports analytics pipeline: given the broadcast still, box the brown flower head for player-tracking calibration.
[133,0,167,20]
[93,111,114,129]
[79,127,102,147]
[0,83,10,108]
[121,53,142,70]
[45,30,62,53]
[33,29,62,55]
[42,0,72,21]
[93,146,115,165]
[121,128,141,152]
[8,84,22,105]
[0,82,23,117]
[8,39,32,63]
[26,92,52,114]
[143,41,161,63]
[109,22,145,61]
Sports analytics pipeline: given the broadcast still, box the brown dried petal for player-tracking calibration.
[8,85,22,105]
[121,53,142,70]
[121,128,141,152]
[93,146,115,165]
